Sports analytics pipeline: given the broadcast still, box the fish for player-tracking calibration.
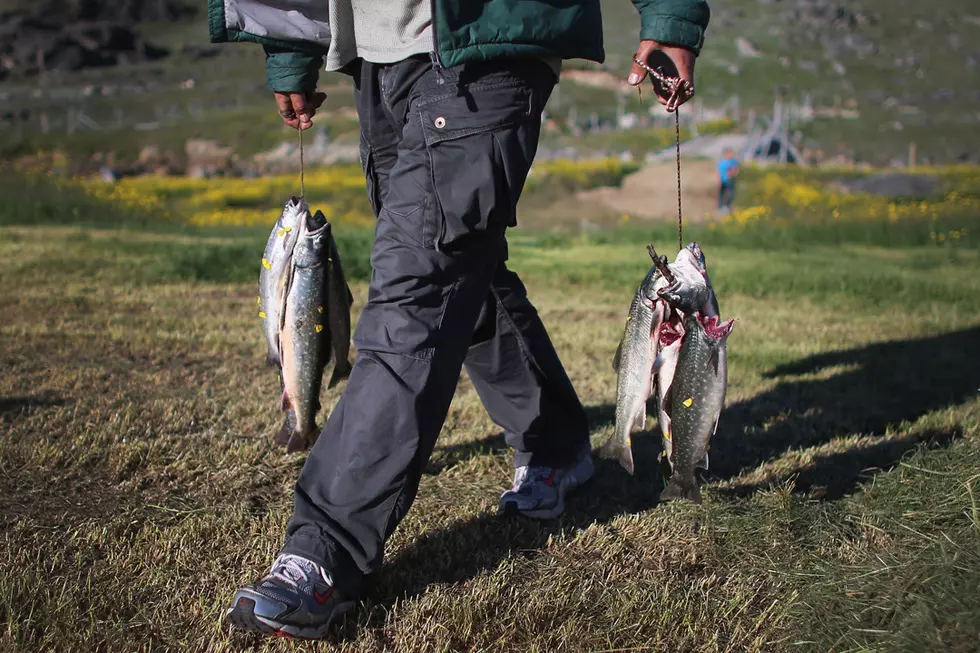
[602,262,668,475]
[654,242,721,473]
[258,196,306,366]
[279,209,338,452]
[659,311,735,504]
[605,242,726,477]
[323,233,353,388]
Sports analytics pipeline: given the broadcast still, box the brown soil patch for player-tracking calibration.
[577,160,724,223]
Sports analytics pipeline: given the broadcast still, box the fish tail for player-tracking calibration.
[600,438,635,475]
[660,477,702,504]
[285,423,321,453]
[327,358,353,389]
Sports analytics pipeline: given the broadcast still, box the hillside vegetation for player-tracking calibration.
[2,0,978,165]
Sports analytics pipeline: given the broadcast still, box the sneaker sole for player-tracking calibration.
[502,455,595,520]
[225,596,356,640]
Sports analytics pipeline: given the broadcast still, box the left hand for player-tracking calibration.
[627,40,697,109]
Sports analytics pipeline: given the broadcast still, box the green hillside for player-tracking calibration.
[1,0,977,165]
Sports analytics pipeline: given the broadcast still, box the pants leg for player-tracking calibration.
[719,181,736,211]
[355,54,589,471]
[281,57,558,595]
[464,258,589,469]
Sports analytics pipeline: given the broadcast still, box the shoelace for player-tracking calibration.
[269,555,314,589]
[514,466,555,488]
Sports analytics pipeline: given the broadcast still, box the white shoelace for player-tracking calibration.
[269,555,313,589]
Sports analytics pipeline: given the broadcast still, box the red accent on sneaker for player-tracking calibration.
[313,588,334,605]
[542,470,556,487]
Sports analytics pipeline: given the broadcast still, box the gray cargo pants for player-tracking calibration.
[281,55,589,596]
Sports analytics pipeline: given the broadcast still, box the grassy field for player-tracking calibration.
[1,164,979,652]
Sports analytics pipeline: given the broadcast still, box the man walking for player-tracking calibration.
[209,0,710,639]
[717,147,739,214]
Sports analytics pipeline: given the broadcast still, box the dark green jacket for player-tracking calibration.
[208,0,710,93]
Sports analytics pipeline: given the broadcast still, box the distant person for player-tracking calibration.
[210,0,710,640]
[717,148,739,214]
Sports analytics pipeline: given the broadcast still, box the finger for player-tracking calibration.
[627,40,658,86]
[310,91,327,110]
[662,48,696,109]
[290,93,314,131]
[274,93,301,129]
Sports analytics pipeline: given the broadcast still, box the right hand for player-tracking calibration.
[275,91,327,130]
[628,40,697,110]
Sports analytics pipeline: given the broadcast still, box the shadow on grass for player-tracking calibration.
[0,393,68,422]
[349,326,979,628]
[424,433,508,476]
[714,325,979,489]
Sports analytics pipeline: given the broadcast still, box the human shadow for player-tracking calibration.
[422,402,624,476]
[343,326,979,627]
[351,436,668,635]
[0,393,67,422]
[714,325,979,489]
[424,432,508,475]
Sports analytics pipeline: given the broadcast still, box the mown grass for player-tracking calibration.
[1,166,979,652]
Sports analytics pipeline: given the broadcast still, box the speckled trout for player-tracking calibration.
[659,312,734,504]
[258,199,353,452]
[278,209,354,452]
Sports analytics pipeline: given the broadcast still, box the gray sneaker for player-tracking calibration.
[498,451,595,519]
[224,553,356,640]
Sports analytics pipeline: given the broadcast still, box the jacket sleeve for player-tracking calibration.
[631,0,711,55]
[208,0,326,93]
[263,46,323,93]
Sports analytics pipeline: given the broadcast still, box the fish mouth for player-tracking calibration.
[699,314,735,339]
[683,242,706,272]
[659,306,685,347]
[304,209,331,236]
[285,196,310,214]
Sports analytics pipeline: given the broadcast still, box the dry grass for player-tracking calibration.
[1,211,979,651]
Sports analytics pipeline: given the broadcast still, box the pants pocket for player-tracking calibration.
[417,83,538,249]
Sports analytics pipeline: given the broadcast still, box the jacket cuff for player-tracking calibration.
[639,14,707,54]
[264,47,323,93]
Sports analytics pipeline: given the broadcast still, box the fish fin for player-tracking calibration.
[632,410,646,432]
[658,450,674,480]
[652,351,665,375]
[327,358,353,389]
[660,477,702,504]
[275,422,292,446]
[265,353,281,368]
[275,410,297,446]
[280,390,292,412]
[697,450,709,471]
[612,339,623,372]
[661,382,674,414]
[285,423,320,453]
[600,438,635,475]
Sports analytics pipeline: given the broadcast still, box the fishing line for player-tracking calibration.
[674,107,682,251]
[633,54,692,252]
[299,126,305,199]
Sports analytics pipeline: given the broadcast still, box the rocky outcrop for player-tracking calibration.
[0,1,193,79]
